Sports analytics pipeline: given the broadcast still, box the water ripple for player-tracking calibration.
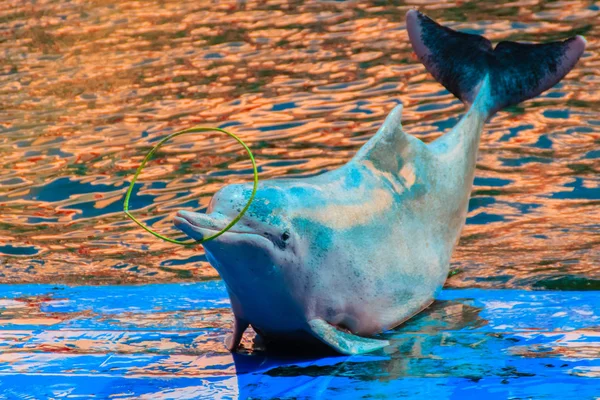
[0,0,598,287]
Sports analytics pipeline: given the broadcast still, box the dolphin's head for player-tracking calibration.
[174,182,305,330]
[174,183,299,273]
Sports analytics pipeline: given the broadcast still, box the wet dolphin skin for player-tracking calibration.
[174,10,586,355]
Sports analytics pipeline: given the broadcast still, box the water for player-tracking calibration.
[0,1,598,287]
[0,282,598,398]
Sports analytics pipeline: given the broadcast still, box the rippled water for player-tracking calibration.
[0,0,598,287]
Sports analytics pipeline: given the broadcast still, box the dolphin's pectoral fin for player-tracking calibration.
[308,319,389,355]
[225,317,249,352]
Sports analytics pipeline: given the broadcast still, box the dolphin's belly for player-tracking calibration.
[302,227,452,336]
[317,278,442,336]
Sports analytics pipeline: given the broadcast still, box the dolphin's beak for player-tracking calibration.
[174,210,227,241]
[174,209,273,247]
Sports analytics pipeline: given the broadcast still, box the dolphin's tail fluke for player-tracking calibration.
[406,10,586,117]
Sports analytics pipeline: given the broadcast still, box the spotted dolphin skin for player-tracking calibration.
[174,10,586,355]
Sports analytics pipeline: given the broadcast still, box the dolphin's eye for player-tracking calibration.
[281,231,290,242]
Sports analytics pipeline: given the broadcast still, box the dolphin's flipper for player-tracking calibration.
[225,317,249,351]
[406,10,586,116]
[308,319,389,355]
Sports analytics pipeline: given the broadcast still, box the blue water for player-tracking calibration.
[0,282,597,398]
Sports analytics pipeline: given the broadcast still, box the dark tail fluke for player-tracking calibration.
[406,10,586,116]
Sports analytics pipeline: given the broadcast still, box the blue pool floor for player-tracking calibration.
[0,282,597,399]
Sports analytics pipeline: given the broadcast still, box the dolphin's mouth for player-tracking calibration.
[173,210,271,244]
[174,210,236,233]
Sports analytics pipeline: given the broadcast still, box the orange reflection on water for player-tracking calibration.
[0,0,598,287]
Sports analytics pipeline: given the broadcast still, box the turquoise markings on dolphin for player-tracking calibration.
[173,10,586,355]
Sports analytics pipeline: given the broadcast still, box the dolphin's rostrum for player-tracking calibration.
[174,10,586,355]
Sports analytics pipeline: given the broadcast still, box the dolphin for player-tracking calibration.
[174,10,586,355]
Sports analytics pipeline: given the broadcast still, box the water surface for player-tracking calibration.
[0,0,598,287]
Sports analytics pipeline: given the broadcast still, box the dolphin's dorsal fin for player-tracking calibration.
[352,104,424,174]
